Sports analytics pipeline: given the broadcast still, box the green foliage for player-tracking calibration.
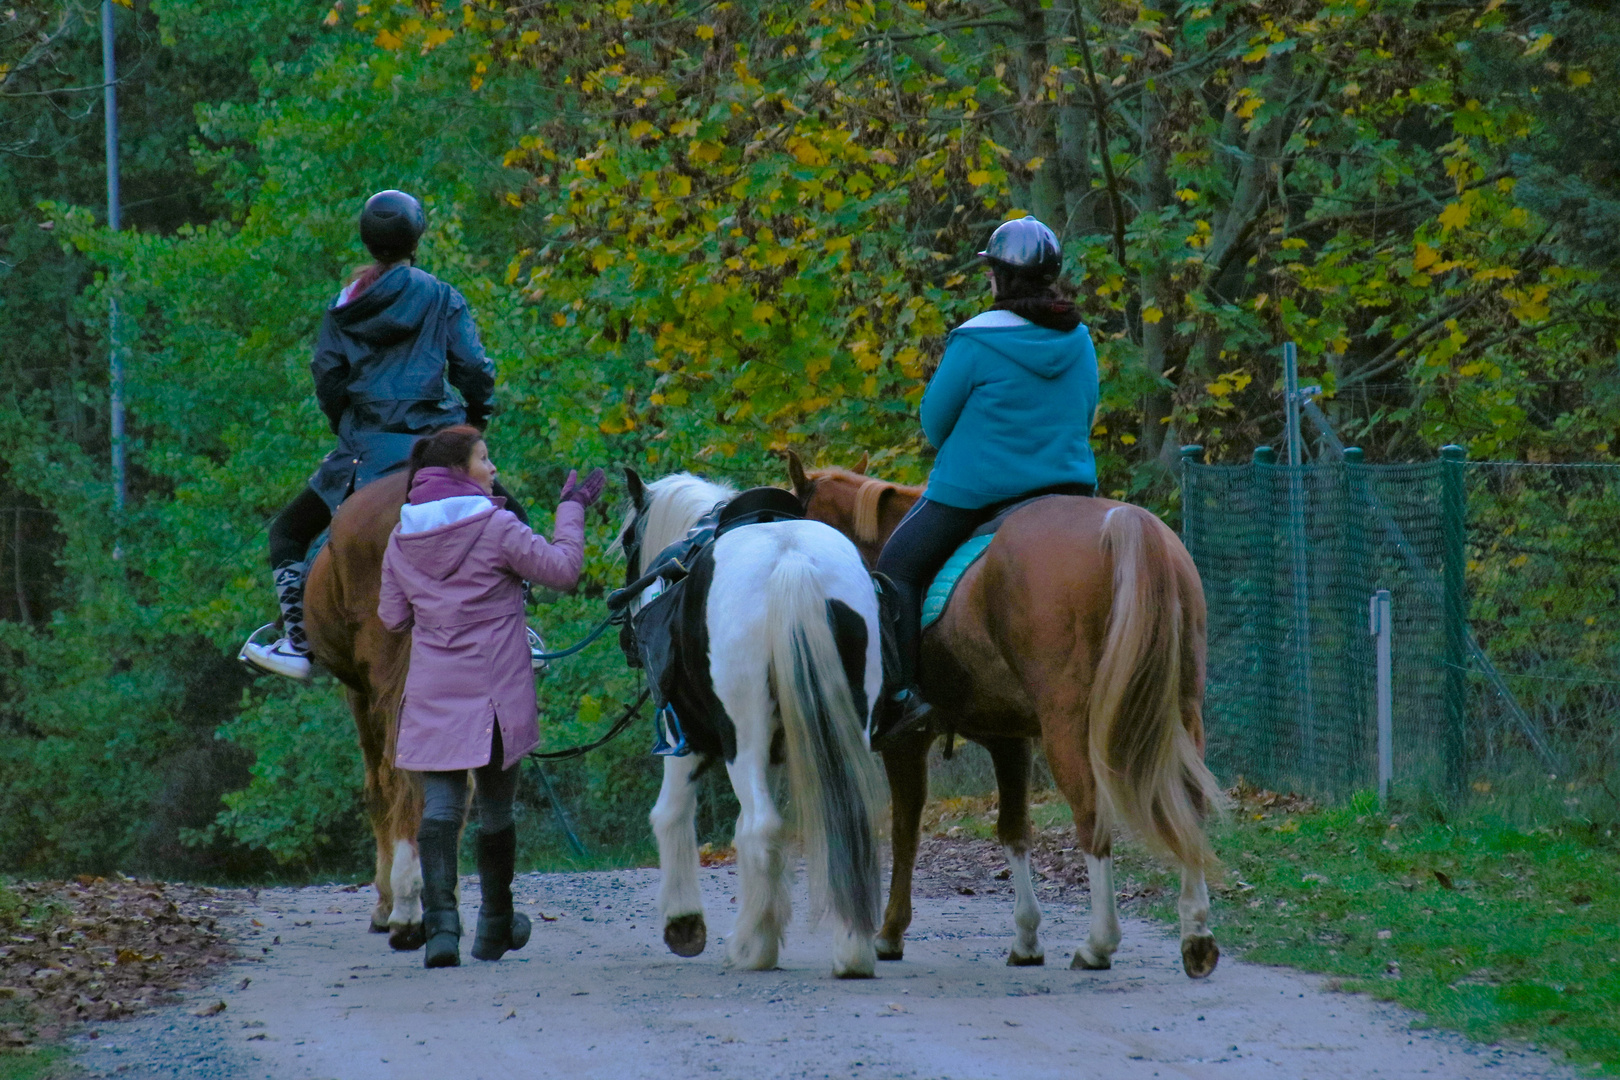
[0,0,1616,878]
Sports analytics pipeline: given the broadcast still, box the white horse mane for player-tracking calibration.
[619,472,737,572]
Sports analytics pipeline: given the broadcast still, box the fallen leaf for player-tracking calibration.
[1433,870,1455,890]
[500,1009,517,1022]
[191,1000,226,1017]
[538,912,558,922]
[236,978,251,991]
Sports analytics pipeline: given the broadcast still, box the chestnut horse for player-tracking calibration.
[786,453,1224,978]
[303,471,425,949]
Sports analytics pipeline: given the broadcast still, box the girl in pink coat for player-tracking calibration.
[379,425,605,968]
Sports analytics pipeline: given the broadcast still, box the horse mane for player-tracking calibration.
[617,472,737,572]
[806,467,923,546]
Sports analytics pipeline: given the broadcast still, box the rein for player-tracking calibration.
[530,610,621,660]
[527,686,652,761]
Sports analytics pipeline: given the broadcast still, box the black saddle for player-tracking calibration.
[619,487,807,760]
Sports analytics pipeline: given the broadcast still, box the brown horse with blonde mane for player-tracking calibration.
[786,452,1223,978]
[303,471,426,950]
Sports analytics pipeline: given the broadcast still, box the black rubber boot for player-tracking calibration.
[868,573,933,750]
[471,824,531,961]
[418,818,462,969]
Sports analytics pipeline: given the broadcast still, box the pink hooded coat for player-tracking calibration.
[378,496,585,772]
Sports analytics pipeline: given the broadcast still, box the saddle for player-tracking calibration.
[617,487,806,759]
[921,485,1093,631]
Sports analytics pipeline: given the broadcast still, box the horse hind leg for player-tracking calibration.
[723,739,790,972]
[876,730,931,961]
[984,737,1043,966]
[1044,731,1120,970]
[651,753,708,957]
[1179,866,1218,978]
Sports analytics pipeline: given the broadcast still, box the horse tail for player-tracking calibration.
[766,552,884,935]
[1088,505,1222,873]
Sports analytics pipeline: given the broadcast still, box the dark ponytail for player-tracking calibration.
[407,425,484,488]
[989,266,1082,332]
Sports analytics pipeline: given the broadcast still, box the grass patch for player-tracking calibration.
[0,1045,74,1080]
[919,786,1620,1072]
[1118,789,1620,1074]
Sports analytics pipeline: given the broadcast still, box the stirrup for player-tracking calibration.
[651,703,690,757]
[239,624,312,681]
[527,626,549,676]
[869,690,933,751]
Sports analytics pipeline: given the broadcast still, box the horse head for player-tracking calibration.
[784,451,920,569]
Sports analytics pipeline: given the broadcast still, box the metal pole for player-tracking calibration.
[1440,444,1468,797]
[1370,588,1393,807]
[102,1,125,515]
[1281,342,1317,783]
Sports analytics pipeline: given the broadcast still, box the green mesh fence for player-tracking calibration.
[1179,452,1620,805]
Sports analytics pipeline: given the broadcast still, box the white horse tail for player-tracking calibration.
[766,552,884,936]
[1088,505,1223,873]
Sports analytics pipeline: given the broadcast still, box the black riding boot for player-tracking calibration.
[418,818,462,969]
[869,573,933,750]
[471,824,531,961]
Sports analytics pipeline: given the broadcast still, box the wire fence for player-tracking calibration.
[1180,450,1620,809]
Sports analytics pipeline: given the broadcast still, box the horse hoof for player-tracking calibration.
[663,914,707,958]
[876,943,904,962]
[389,923,426,951]
[834,968,876,980]
[1181,933,1219,979]
[368,919,390,934]
[1070,946,1111,970]
[1007,952,1045,967]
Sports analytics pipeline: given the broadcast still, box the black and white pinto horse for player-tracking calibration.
[619,471,887,978]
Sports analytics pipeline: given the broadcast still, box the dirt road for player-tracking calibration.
[72,866,1572,1080]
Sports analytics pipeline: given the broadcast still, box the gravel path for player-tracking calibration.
[71,866,1574,1080]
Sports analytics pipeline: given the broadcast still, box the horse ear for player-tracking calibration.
[851,451,870,475]
[624,467,647,512]
[786,450,815,502]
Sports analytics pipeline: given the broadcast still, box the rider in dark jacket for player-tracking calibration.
[241,190,527,680]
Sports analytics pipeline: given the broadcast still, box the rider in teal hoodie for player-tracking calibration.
[874,216,1099,743]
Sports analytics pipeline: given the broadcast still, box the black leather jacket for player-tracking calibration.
[306,265,497,510]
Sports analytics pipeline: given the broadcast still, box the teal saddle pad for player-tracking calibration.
[920,534,993,630]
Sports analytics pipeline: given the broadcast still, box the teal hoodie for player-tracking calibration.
[919,309,1099,509]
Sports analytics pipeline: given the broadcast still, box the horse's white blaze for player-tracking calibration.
[650,753,704,929]
[388,838,422,928]
[1179,865,1211,941]
[1005,845,1044,963]
[1076,852,1121,968]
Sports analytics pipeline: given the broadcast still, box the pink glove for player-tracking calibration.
[560,467,607,508]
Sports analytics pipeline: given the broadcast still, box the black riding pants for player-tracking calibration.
[873,498,995,688]
[267,479,530,570]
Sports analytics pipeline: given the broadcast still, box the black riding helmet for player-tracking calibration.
[359,189,426,263]
[977,215,1062,286]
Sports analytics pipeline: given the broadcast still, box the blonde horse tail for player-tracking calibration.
[1088,505,1222,873]
[766,553,884,935]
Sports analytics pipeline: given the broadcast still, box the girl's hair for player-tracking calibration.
[407,425,485,487]
[342,260,398,305]
[990,265,1082,332]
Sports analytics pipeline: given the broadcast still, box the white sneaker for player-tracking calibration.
[239,626,313,680]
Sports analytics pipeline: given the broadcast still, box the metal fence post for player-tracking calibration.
[1251,446,1280,780]
[1179,443,1204,549]
[1370,588,1393,807]
[1440,444,1468,797]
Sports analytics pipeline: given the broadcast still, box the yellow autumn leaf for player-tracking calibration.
[695,24,715,40]
[1569,68,1592,87]
[374,28,403,50]
[1242,42,1268,63]
[1142,306,1165,325]
[323,6,341,27]
[424,27,453,48]
[1120,433,1137,445]
[1413,242,1440,271]
[520,30,540,45]
[967,169,993,186]
[1524,33,1554,56]
[689,141,723,164]
[1438,201,1471,232]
